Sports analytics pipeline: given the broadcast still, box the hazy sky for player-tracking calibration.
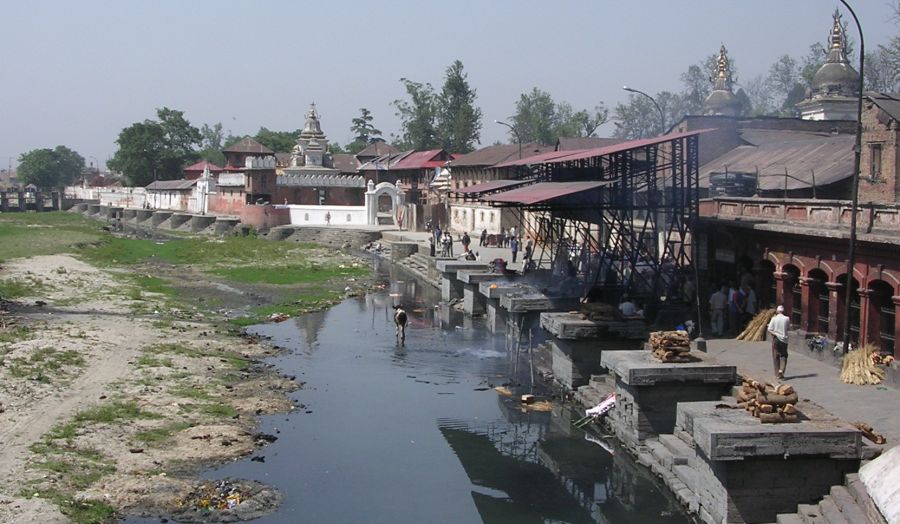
[2,0,897,169]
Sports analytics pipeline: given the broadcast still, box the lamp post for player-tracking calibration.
[623,85,665,134]
[495,120,522,159]
[837,0,864,354]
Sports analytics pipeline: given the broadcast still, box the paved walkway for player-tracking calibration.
[384,231,537,272]
[704,337,900,450]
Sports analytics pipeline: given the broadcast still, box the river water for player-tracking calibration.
[129,267,689,523]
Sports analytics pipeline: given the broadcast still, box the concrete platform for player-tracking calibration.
[673,400,862,524]
[500,292,581,314]
[436,261,490,302]
[676,400,861,461]
[457,270,499,315]
[541,312,649,340]
[601,350,737,387]
[603,350,737,448]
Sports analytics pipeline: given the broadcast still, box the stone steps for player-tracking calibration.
[658,434,692,466]
[775,473,886,524]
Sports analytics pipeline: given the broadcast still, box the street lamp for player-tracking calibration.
[495,120,522,159]
[836,0,864,354]
[623,85,665,133]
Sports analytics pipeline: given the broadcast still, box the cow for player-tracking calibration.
[393,305,408,344]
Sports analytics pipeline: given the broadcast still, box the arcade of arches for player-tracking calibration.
[703,228,900,356]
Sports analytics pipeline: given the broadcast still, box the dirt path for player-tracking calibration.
[0,254,305,523]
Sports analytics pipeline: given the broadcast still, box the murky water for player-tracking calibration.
[127,267,689,523]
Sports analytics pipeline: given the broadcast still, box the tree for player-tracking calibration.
[743,75,775,116]
[436,60,482,153]
[392,78,439,150]
[199,123,226,166]
[17,146,84,189]
[253,127,298,153]
[108,107,201,186]
[509,88,608,144]
[350,108,382,148]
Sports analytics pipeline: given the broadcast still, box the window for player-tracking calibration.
[870,143,883,180]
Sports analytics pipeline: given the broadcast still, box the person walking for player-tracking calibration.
[510,236,519,263]
[708,285,728,336]
[434,224,442,246]
[461,232,471,253]
[502,229,509,248]
[480,229,487,247]
[767,305,791,380]
[447,233,454,257]
[440,232,450,257]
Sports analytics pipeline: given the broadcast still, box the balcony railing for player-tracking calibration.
[699,197,900,234]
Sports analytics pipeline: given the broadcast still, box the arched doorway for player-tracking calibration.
[836,274,860,344]
[782,265,801,327]
[807,268,829,334]
[867,280,895,354]
[365,181,405,227]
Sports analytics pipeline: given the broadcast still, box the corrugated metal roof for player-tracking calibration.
[494,130,709,168]
[222,137,274,154]
[482,181,606,205]
[556,137,625,151]
[454,179,531,195]
[356,141,399,158]
[699,134,853,190]
[183,160,223,172]
[390,149,448,170]
[447,143,553,167]
[146,179,197,190]
[869,92,900,122]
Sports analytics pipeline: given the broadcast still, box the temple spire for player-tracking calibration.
[712,44,733,93]
[826,8,850,64]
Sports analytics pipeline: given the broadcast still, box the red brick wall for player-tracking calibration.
[208,188,246,215]
[240,205,290,229]
[859,101,899,204]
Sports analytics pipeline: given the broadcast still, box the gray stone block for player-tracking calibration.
[601,350,737,387]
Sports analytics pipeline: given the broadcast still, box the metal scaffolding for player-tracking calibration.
[458,131,702,306]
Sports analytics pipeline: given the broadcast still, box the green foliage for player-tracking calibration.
[509,88,607,145]
[6,347,85,382]
[133,422,192,444]
[350,108,383,150]
[253,127,299,153]
[393,78,439,150]
[436,60,482,153]
[28,488,116,523]
[17,146,84,190]
[107,107,201,186]
[0,276,47,299]
[229,287,345,326]
[198,122,227,166]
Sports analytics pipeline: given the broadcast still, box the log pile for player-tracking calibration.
[736,377,799,423]
[648,330,692,363]
[736,308,776,341]
[840,343,885,385]
[852,422,887,445]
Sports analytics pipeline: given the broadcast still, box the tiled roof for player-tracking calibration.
[222,137,274,154]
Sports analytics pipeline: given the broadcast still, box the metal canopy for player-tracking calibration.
[453,179,532,197]
[482,181,607,205]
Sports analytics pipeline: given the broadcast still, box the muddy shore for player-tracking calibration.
[0,238,377,523]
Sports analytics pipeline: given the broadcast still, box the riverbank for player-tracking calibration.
[0,212,377,523]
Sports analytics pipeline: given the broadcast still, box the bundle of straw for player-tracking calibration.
[736,308,776,341]
[840,343,885,385]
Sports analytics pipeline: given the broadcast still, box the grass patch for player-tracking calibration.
[26,488,116,524]
[133,421,192,445]
[6,347,85,382]
[211,264,368,285]
[135,355,174,368]
[196,401,237,419]
[0,212,104,262]
[169,383,213,401]
[229,287,346,327]
[72,400,160,425]
[34,456,115,490]
[0,325,33,344]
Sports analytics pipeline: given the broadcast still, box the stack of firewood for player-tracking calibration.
[648,330,692,363]
[736,377,799,423]
[736,309,776,341]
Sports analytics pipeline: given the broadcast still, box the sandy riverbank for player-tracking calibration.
[0,248,373,523]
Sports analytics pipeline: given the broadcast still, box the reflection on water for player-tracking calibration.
[131,264,687,523]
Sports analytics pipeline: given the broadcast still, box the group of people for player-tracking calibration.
[708,281,758,337]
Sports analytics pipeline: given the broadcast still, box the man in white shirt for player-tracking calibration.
[708,286,728,336]
[618,296,637,317]
[767,305,791,380]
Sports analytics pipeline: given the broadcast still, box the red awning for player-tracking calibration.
[454,179,531,195]
[482,181,606,205]
[494,129,710,168]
